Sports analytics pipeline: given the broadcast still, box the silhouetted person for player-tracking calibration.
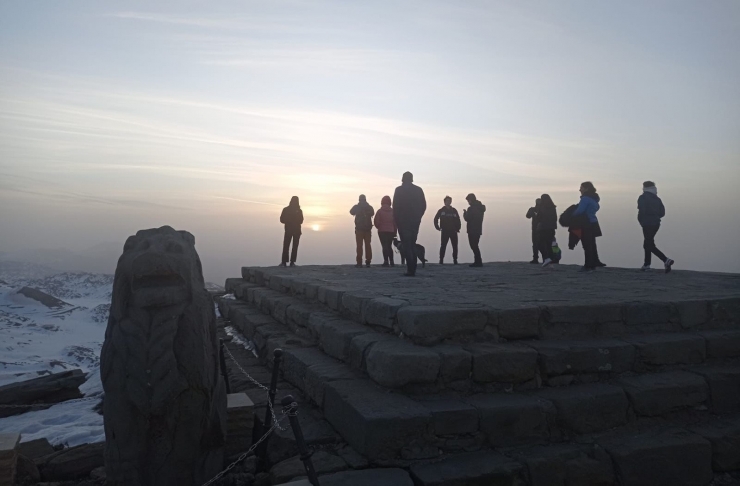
[638,181,674,273]
[526,198,542,263]
[434,196,461,264]
[571,181,602,272]
[279,196,303,267]
[374,195,397,267]
[393,172,426,276]
[538,194,558,267]
[350,194,375,268]
[463,193,486,267]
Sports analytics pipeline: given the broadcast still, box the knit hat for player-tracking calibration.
[465,193,476,201]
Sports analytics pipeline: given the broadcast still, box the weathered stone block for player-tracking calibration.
[281,348,326,390]
[323,380,431,459]
[565,456,615,486]
[267,408,340,465]
[363,297,408,329]
[286,304,313,331]
[310,316,369,362]
[397,307,488,343]
[252,324,289,354]
[508,444,585,486]
[240,266,251,280]
[305,360,360,408]
[466,343,538,384]
[466,394,552,446]
[689,365,740,413]
[676,300,710,329]
[418,398,479,436]
[494,307,541,340]
[623,302,675,331]
[689,416,740,472]
[625,333,706,366]
[310,468,414,486]
[347,332,396,370]
[341,290,375,320]
[318,286,345,310]
[270,451,347,485]
[433,345,472,382]
[619,371,708,416]
[547,304,622,325]
[599,428,712,486]
[0,433,20,486]
[233,282,258,300]
[711,297,740,322]
[17,438,53,460]
[365,340,441,388]
[697,330,740,358]
[531,339,636,378]
[224,277,244,293]
[39,442,104,481]
[226,393,254,458]
[535,384,628,435]
[409,451,525,486]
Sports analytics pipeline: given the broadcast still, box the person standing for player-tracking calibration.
[463,193,486,267]
[537,194,558,267]
[350,195,375,268]
[571,182,602,273]
[392,172,427,276]
[526,198,542,263]
[638,181,674,273]
[279,196,303,267]
[434,196,461,264]
[374,195,397,267]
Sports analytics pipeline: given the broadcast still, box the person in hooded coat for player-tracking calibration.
[537,194,558,267]
[571,181,602,272]
[463,193,486,267]
[374,195,397,267]
[434,196,461,264]
[392,172,427,276]
[526,198,542,263]
[350,194,375,267]
[638,181,674,273]
[279,196,303,266]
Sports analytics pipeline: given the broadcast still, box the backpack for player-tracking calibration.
[356,208,373,232]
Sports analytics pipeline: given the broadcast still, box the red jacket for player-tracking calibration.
[373,197,397,234]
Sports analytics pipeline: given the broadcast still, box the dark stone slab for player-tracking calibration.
[318,286,345,311]
[466,343,538,384]
[623,302,676,332]
[618,371,709,416]
[494,307,542,340]
[508,443,614,486]
[697,330,740,358]
[347,332,397,371]
[433,345,472,383]
[676,300,710,329]
[17,439,54,460]
[599,428,712,486]
[466,394,553,447]
[362,297,408,329]
[0,369,85,418]
[310,315,369,362]
[530,339,636,378]
[267,407,340,465]
[224,277,245,293]
[304,361,360,408]
[322,380,431,459]
[418,397,479,436]
[313,467,414,486]
[39,442,104,481]
[535,384,629,435]
[409,451,526,486]
[270,451,347,485]
[689,365,740,413]
[397,306,488,344]
[711,297,740,322]
[689,416,740,472]
[625,333,706,366]
[341,290,375,320]
[365,340,441,388]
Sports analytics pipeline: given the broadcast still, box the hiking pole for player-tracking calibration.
[256,348,284,473]
[281,395,320,486]
[219,339,231,394]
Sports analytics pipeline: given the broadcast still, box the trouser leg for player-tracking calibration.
[364,231,372,263]
[282,232,292,263]
[643,226,665,265]
[290,234,300,263]
[582,227,597,268]
[539,229,554,260]
[400,228,418,274]
[440,231,450,259]
[355,232,363,264]
[451,232,458,261]
[469,234,482,263]
[532,230,539,260]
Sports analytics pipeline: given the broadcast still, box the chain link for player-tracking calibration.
[0,395,101,409]
[222,345,286,431]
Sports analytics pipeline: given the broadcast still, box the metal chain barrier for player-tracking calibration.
[0,395,101,409]
[222,345,286,431]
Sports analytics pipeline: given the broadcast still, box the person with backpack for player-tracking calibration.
[638,181,674,273]
[373,195,397,267]
[537,194,558,267]
[571,181,602,273]
[350,195,375,268]
[392,172,427,276]
[463,193,486,267]
[526,198,541,263]
[434,196,461,264]
[279,196,303,267]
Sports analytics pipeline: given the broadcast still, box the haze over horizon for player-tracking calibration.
[1,1,739,283]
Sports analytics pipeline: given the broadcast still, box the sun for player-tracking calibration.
[311,224,321,232]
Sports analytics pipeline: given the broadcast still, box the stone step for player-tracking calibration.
[218,295,740,395]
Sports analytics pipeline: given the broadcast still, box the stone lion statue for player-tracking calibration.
[101,226,226,486]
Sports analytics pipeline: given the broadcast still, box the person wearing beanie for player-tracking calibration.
[279,196,303,267]
[463,193,486,267]
[392,171,427,276]
[350,194,375,267]
[374,195,397,267]
[434,196,461,264]
[526,198,542,263]
[638,181,674,273]
[571,181,602,272]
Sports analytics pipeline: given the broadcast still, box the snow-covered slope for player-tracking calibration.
[0,265,112,445]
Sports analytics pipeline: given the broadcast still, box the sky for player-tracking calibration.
[1,1,739,283]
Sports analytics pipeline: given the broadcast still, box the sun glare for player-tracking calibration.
[311,224,321,231]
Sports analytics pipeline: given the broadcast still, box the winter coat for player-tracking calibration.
[572,192,600,224]
[463,200,486,235]
[374,201,397,234]
[537,204,557,231]
[350,201,375,232]
[526,207,539,230]
[280,205,304,235]
[392,182,427,231]
[637,192,665,227]
[434,206,461,232]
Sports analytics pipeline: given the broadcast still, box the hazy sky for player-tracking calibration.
[1,1,739,282]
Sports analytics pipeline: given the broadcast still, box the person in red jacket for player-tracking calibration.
[374,195,397,267]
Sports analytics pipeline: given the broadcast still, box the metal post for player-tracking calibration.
[219,339,231,394]
[256,348,283,473]
[281,395,320,486]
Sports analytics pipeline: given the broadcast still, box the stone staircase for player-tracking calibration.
[217,264,740,485]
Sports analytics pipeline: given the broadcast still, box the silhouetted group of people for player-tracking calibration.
[279,175,674,275]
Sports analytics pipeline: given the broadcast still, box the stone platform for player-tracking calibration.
[218,263,740,485]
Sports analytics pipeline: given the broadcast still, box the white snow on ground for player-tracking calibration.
[0,264,111,445]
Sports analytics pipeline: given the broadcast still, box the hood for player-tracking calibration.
[583,192,600,203]
[381,195,392,207]
[471,200,486,211]
[643,186,658,196]
[289,196,300,208]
